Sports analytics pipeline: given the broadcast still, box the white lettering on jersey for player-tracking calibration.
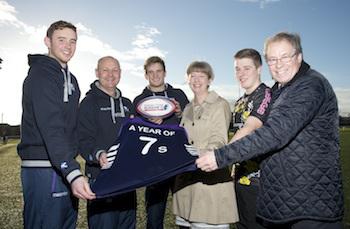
[163,130,175,136]
[139,136,158,155]
[158,146,168,154]
[138,126,162,135]
[133,125,176,137]
[129,125,136,131]
[139,136,169,155]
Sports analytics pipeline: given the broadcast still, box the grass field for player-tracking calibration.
[0,140,176,229]
[0,129,349,228]
[340,128,350,228]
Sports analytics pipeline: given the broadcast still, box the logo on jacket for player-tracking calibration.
[60,162,68,169]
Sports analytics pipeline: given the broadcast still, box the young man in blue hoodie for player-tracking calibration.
[133,56,189,229]
[17,20,95,229]
[78,56,136,229]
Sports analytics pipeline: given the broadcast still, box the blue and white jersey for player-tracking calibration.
[92,117,198,198]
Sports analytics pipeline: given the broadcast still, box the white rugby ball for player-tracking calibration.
[137,96,176,119]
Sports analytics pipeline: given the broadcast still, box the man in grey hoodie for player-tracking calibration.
[78,56,136,229]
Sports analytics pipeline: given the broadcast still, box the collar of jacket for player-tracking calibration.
[190,90,220,106]
[185,91,220,122]
[92,80,121,99]
[145,83,171,94]
[204,90,220,104]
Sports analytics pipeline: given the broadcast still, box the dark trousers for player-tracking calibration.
[88,181,137,229]
[235,178,265,229]
[262,219,343,229]
[145,179,172,229]
[21,167,78,229]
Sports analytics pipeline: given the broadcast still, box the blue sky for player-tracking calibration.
[1,0,350,125]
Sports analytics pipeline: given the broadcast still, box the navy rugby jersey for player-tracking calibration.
[92,117,198,198]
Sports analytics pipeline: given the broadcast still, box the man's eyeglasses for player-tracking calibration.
[266,52,297,66]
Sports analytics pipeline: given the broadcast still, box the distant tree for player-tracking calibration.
[0,57,2,69]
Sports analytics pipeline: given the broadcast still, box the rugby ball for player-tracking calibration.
[136,96,176,119]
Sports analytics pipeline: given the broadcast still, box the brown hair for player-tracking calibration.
[234,48,262,68]
[144,56,166,74]
[46,20,76,39]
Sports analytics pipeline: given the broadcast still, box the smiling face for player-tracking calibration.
[234,57,261,94]
[44,28,77,67]
[265,39,302,85]
[96,57,121,95]
[145,62,166,91]
[188,71,211,95]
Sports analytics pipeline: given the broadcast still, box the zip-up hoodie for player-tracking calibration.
[17,54,82,184]
[133,84,189,125]
[78,80,134,179]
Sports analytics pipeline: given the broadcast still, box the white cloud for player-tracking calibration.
[237,0,280,9]
[75,22,93,36]
[132,34,154,48]
[334,88,350,116]
[132,25,161,48]
[0,0,42,35]
[0,0,18,24]
[135,24,161,36]
[125,25,166,60]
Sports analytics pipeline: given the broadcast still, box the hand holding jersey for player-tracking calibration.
[99,144,119,169]
[196,150,218,172]
[71,176,96,200]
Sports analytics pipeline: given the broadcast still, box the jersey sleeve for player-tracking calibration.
[250,87,272,123]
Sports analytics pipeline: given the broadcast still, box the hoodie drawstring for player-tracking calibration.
[62,68,73,103]
[149,83,169,98]
[110,97,126,124]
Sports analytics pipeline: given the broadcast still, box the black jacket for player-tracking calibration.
[17,54,82,183]
[78,80,134,179]
[133,83,189,125]
[215,61,344,223]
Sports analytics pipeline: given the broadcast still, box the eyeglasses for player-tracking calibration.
[266,52,297,66]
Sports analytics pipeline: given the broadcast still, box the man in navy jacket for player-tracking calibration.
[196,32,344,229]
[18,20,95,229]
[134,56,189,229]
[78,56,136,229]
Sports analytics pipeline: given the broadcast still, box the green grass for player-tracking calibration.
[0,140,175,229]
[340,128,350,228]
[0,129,349,228]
